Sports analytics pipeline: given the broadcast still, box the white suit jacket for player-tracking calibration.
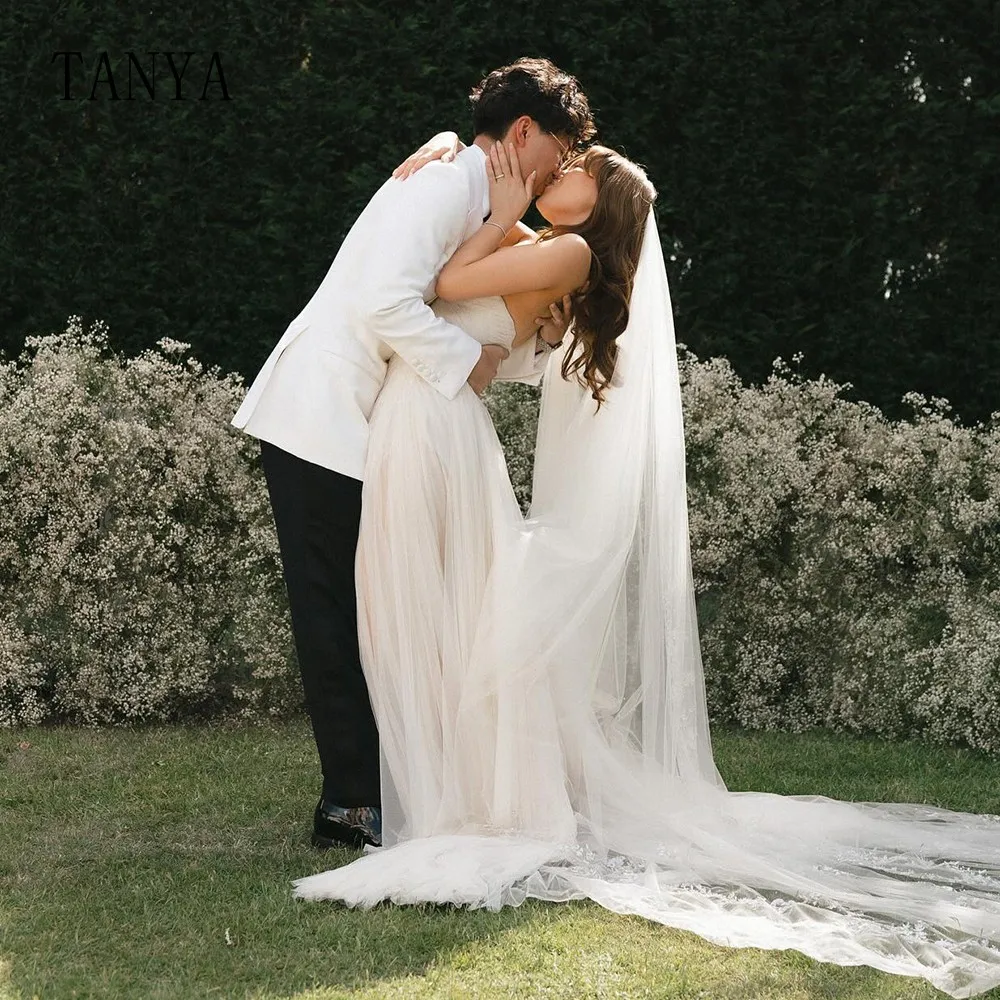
[231,144,547,480]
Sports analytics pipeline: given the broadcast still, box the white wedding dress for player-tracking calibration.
[294,213,1000,998]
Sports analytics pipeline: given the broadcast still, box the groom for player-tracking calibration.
[231,57,595,850]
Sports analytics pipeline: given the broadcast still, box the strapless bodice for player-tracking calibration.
[430,296,516,351]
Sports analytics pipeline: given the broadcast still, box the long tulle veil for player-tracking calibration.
[295,209,1000,998]
[529,207,721,791]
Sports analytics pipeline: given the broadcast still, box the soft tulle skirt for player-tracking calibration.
[345,357,574,847]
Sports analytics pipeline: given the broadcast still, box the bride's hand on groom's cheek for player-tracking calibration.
[392,131,465,179]
[487,142,536,229]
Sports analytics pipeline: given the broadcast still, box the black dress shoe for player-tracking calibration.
[312,799,382,850]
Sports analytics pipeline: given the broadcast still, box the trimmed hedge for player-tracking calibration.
[1,1,997,422]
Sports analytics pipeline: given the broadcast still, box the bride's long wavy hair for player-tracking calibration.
[536,146,657,408]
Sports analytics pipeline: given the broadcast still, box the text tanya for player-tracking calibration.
[53,51,231,100]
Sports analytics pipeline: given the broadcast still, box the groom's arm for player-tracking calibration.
[354,164,485,400]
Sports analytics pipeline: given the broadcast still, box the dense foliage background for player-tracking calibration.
[1,1,997,422]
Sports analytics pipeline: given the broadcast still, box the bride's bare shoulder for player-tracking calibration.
[529,232,591,284]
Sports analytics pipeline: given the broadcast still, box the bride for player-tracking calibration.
[293,134,1000,998]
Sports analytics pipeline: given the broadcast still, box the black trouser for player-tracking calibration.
[259,440,380,807]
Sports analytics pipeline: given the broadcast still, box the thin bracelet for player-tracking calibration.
[535,333,561,355]
[482,221,507,238]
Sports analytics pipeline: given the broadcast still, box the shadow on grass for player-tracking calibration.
[2,848,549,998]
[0,721,547,999]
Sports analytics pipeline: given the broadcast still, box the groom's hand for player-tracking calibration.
[467,344,509,395]
[536,294,573,349]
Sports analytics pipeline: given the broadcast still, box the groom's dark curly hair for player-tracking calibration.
[469,57,596,151]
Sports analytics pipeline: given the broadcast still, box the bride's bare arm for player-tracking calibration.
[435,232,588,301]
[437,141,589,301]
[501,220,540,248]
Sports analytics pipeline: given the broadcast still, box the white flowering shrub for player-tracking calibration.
[0,317,298,725]
[483,381,540,514]
[678,348,1000,756]
[5,320,999,755]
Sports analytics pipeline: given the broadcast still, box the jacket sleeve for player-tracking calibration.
[354,163,483,400]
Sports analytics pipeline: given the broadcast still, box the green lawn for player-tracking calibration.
[3,720,999,999]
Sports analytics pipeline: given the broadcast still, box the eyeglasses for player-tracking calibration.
[544,130,573,168]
